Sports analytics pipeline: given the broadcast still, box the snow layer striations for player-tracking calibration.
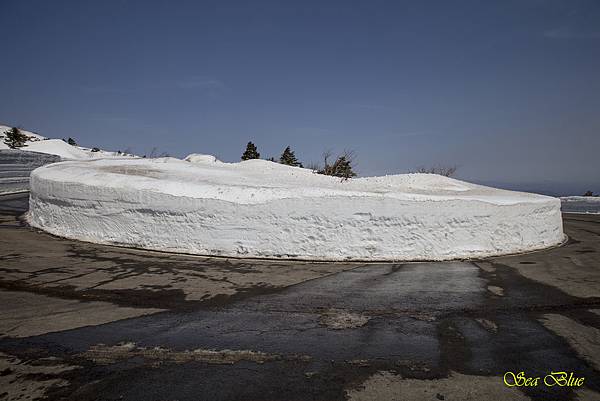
[27,157,564,261]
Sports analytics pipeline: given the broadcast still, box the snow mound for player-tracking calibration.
[184,153,221,164]
[27,157,564,261]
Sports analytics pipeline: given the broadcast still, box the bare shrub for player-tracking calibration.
[317,150,357,180]
[413,165,458,177]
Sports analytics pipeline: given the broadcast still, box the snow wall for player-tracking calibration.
[0,150,61,194]
[27,158,565,261]
[560,196,600,214]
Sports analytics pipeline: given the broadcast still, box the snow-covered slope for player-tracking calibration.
[1,125,134,160]
[23,139,94,159]
[23,139,134,160]
[0,125,45,150]
[27,157,564,261]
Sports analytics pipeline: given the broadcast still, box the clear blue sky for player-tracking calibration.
[1,0,599,195]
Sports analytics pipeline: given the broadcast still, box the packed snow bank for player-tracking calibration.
[0,149,61,194]
[560,196,600,214]
[27,158,564,261]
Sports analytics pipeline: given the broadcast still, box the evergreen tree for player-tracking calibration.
[279,146,303,167]
[67,137,77,146]
[241,141,260,160]
[3,127,28,149]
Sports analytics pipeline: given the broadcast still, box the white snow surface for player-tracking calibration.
[1,125,134,159]
[23,139,94,159]
[184,153,221,164]
[28,157,565,261]
[23,139,135,160]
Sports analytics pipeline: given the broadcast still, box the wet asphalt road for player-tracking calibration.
[1,193,600,401]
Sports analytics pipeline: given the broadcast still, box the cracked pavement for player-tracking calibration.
[1,193,600,400]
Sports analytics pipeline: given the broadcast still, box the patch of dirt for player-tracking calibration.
[487,285,504,296]
[79,342,311,365]
[539,314,600,371]
[100,166,164,178]
[347,359,371,367]
[319,309,371,329]
[0,289,162,338]
[0,352,79,401]
[476,262,495,273]
[409,312,437,322]
[475,318,498,333]
[346,371,531,401]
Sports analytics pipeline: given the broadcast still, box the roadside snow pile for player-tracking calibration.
[28,157,564,261]
[560,196,600,214]
[0,150,61,194]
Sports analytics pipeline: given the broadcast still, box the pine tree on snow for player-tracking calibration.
[241,141,260,160]
[3,127,28,149]
[279,146,303,167]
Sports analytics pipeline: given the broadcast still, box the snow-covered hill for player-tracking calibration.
[27,156,564,261]
[0,125,133,160]
[0,125,45,150]
[0,124,137,194]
